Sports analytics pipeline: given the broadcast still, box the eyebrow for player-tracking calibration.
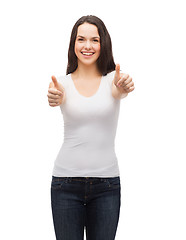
[77,35,100,39]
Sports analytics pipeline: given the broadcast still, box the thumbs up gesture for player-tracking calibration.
[114,64,135,94]
[47,76,65,107]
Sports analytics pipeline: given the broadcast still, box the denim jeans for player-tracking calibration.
[51,176,121,240]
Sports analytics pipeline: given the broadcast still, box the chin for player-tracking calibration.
[79,56,99,65]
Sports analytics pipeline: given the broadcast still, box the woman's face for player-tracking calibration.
[74,23,101,67]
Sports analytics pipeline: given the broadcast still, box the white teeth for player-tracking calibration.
[82,52,94,55]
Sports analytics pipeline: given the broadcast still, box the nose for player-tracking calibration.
[84,40,91,49]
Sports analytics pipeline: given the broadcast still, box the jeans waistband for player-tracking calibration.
[52,176,120,182]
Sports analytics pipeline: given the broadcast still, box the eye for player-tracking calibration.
[77,38,84,41]
[93,39,99,42]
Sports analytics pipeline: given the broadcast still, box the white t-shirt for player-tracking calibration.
[52,70,125,177]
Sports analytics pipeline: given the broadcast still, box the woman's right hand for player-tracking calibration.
[47,76,65,107]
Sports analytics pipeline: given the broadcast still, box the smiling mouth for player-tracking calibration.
[81,52,95,56]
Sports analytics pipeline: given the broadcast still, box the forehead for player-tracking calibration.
[77,23,99,37]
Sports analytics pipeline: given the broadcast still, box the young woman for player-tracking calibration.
[47,15,135,240]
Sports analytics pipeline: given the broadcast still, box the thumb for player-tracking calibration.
[50,75,65,93]
[51,75,59,89]
[114,64,121,84]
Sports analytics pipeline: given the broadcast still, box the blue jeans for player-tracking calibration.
[51,176,121,240]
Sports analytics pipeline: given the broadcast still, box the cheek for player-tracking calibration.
[95,44,101,54]
[74,42,81,54]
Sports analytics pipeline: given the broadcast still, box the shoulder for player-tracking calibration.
[104,70,116,85]
[105,70,115,79]
[103,71,119,100]
[56,74,70,88]
[56,74,69,82]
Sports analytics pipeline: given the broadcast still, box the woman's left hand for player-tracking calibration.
[114,64,135,93]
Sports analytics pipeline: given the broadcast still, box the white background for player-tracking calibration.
[0,0,186,239]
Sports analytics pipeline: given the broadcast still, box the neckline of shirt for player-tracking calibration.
[69,73,104,99]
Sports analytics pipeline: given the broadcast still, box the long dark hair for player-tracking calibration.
[66,15,116,76]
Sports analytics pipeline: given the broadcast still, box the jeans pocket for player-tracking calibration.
[51,177,68,190]
[106,177,121,189]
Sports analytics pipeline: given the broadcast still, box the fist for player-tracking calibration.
[114,64,135,93]
[47,76,65,107]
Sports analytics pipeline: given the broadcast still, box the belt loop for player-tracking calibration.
[67,177,72,183]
